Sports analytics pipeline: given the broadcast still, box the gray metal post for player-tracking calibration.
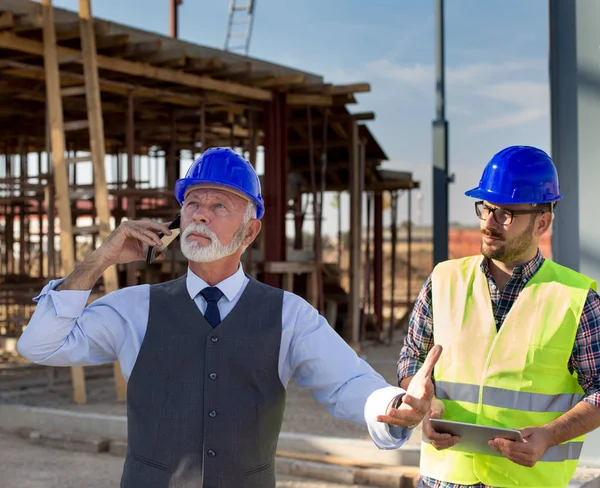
[574,1,600,283]
[432,0,449,265]
[549,0,600,465]
[549,0,580,271]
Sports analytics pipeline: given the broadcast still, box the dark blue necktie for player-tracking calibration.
[200,287,224,328]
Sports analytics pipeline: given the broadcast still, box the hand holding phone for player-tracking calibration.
[146,215,181,264]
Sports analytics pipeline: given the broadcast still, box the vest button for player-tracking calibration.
[209,373,217,380]
[209,410,217,418]
[207,449,216,457]
[211,336,219,343]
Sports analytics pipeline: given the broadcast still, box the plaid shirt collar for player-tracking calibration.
[480,248,545,282]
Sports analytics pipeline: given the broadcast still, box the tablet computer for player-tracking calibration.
[429,419,524,456]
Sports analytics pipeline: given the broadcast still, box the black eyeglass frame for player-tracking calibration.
[474,200,547,226]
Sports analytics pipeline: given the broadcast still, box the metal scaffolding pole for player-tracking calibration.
[432,0,450,266]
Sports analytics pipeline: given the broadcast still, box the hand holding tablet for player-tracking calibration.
[428,418,524,456]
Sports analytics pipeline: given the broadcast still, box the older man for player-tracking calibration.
[18,147,440,488]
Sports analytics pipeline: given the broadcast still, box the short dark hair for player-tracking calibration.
[532,202,556,213]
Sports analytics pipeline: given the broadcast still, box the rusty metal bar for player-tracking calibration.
[37,151,44,278]
[348,120,362,350]
[166,112,178,192]
[263,92,287,289]
[337,191,342,269]
[293,196,303,250]
[200,103,206,152]
[19,140,26,276]
[406,187,412,321]
[307,106,324,313]
[126,92,136,287]
[389,190,398,343]
[44,105,55,278]
[360,192,371,340]
[247,109,257,168]
[169,0,182,38]
[373,191,383,338]
[319,108,328,249]
[6,152,14,275]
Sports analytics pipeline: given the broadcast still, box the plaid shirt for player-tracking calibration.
[398,249,600,488]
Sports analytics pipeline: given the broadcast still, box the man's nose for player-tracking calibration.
[191,205,209,224]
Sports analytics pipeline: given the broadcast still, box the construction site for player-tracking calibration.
[0,0,420,352]
[2,1,600,487]
[0,1,432,486]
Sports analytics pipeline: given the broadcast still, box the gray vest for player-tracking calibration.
[121,274,286,488]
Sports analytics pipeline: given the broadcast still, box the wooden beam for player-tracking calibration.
[287,93,332,107]
[95,34,130,50]
[40,0,85,405]
[0,31,273,101]
[252,74,307,88]
[78,0,125,402]
[288,139,350,150]
[331,122,348,139]
[329,83,371,95]
[100,39,163,59]
[0,60,209,107]
[208,61,252,78]
[0,12,14,29]
[183,57,225,73]
[55,22,82,41]
[264,261,316,274]
[60,85,87,97]
[288,112,375,128]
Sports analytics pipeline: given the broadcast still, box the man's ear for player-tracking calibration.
[243,220,261,246]
[536,212,553,236]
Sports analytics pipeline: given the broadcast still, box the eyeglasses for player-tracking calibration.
[475,201,546,226]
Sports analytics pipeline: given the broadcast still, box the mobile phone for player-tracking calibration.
[146,215,181,264]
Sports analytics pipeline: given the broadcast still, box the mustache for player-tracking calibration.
[481,228,505,241]
[182,223,216,241]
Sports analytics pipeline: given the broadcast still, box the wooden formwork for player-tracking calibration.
[0,0,420,400]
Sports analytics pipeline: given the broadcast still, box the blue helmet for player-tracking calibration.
[465,145,562,205]
[174,147,265,219]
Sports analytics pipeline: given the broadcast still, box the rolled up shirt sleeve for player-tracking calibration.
[17,279,142,370]
[571,288,600,407]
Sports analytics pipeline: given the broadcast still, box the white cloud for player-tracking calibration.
[355,58,548,132]
[364,59,433,84]
[361,59,543,87]
[469,81,549,131]
[470,107,548,132]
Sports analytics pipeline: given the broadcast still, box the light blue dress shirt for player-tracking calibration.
[17,264,410,449]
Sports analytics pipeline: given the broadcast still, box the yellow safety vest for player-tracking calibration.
[420,255,597,488]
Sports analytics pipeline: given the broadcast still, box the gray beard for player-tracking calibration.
[180,222,247,263]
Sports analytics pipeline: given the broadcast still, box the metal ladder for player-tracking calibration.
[224,0,256,56]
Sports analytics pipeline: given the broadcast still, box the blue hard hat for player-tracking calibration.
[174,147,265,219]
[465,145,562,205]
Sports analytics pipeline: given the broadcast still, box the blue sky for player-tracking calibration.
[51,0,551,232]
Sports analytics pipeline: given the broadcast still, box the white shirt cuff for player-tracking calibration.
[364,385,414,450]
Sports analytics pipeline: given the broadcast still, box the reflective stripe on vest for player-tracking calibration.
[422,436,584,463]
[419,255,597,488]
[435,381,584,413]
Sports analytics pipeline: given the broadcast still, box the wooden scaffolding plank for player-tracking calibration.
[41,0,86,405]
[78,0,126,402]
[0,30,273,101]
